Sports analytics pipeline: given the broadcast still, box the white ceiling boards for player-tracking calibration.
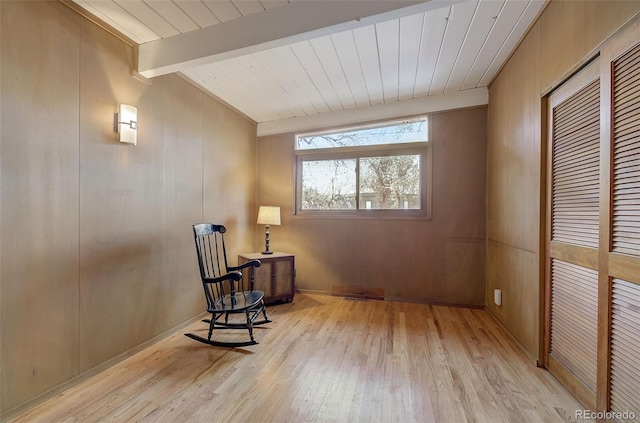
[72,0,547,134]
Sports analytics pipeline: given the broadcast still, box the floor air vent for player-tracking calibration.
[332,285,384,300]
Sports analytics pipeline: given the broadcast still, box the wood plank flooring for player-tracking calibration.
[13,294,589,422]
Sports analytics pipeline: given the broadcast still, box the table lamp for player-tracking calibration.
[257,206,281,254]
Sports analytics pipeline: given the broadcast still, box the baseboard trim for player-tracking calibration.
[485,307,538,365]
[295,288,331,296]
[295,289,484,309]
[385,296,485,309]
[1,312,207,423]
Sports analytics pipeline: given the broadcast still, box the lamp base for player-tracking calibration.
[261,251,274,255]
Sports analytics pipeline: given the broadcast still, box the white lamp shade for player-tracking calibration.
[118,104,137,145]
[257,206,281,225]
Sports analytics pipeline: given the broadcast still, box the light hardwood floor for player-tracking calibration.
[14,294,588,423]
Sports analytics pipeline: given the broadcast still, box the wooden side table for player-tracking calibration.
[238,252,295,304]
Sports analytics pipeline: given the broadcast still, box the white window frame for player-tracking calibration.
[294,117,432,219]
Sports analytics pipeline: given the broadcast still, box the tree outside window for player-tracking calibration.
[295,117,430,217]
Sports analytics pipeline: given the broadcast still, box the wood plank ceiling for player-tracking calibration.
[72,0,546,134]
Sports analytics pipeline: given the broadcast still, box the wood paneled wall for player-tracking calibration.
[257,107,487,306]
[0,1,257,418]
[486,21,542,358]
[539,1,640,94]
[487,0,640,362]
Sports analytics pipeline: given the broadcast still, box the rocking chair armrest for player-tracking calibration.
[203,270,243,284]
[228,259,261,272]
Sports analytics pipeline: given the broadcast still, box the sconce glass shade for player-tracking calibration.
[257,206,281,226]
[117,104,137,145]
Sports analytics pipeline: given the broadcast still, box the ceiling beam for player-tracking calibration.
[138,0,464,78]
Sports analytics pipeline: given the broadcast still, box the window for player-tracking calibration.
[295,117,431,218]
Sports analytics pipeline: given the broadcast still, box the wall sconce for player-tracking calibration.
[257,206,281,254]
[116,104,138,145]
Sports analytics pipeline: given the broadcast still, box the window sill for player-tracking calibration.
[292,211,432,221]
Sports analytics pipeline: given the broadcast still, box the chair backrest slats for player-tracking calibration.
[193,223,237,310]
[205,234,215,278]
[214,232,222,278]
[193,224,230,278]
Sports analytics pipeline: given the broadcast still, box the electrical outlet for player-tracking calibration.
[494,289,502,306]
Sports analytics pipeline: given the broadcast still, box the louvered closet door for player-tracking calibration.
[607,36,640,421]
[546,18,640,416]
[612,42,640,257]
[546,61,600,410]
[610,279,640,419]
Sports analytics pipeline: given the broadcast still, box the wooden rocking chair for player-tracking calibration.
[186,223,271,347]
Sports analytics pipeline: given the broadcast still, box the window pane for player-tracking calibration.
[301,159,356,210]
[359,155,420,210]
[297,119,427,150]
